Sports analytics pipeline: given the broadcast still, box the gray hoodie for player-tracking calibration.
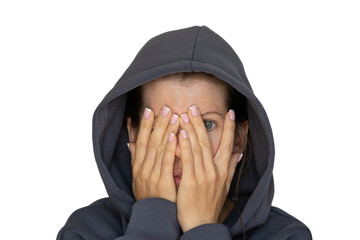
[57,26,312,240]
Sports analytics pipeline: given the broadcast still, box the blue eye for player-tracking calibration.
[204,120,216,130]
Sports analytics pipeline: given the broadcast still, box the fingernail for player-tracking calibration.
[181,113,190,124]
[229,109,235,121]
[170,114,178,125]
[143,108,151,120]
[181,129,188,139]
[190,105,199,117]
[168,132,175,142]
[127,143,130,150]
[237,153,243,163]
[161,106,170,118]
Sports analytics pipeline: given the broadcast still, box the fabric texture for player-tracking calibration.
[57,26,312,239]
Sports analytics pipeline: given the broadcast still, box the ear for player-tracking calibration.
[127,117,138,143]
[233,121,249,153]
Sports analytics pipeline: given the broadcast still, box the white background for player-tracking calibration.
[1,1,359,239]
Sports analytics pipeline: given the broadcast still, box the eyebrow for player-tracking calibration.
[201,111,224,117]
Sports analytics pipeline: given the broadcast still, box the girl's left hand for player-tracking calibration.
[176,106,241,233]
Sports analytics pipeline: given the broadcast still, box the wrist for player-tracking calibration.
[181,219,217,233]
[180,223,231,239]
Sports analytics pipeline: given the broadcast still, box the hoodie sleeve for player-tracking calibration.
[179,224,232,240]
[122,198,233,240]
[246,207,312,240]
[57,198,182,240]
[115,198,182,240]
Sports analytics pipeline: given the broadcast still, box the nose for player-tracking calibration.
[175,142,181,159]
[173,134,182,170]
[175,131,181,159]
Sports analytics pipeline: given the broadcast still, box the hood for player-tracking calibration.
[92,26,275,235]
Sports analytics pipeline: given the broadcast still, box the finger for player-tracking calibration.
[187,105,214,170]
[128,142,136,167]
[178,128,195,180]
[180,114,205,175]
[143,106,172,170]
[153,114,179,176]
[133,108,154,169]
[159,114,180,150]
[160,132,177,181]
[226,153,243,191]
[214,110,236,173]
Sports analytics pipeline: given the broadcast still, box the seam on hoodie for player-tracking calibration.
[120,59,190,82]
[270,207,293,219]
[190,27,201,71]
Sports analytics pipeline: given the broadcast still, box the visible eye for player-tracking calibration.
[204,120,216,131]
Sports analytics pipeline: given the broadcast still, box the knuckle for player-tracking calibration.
[132,167,139,177]
[156,144,166,154]
[192,145,202,156]
[199,139,211,149]
[139,169,149,181]
[136,139,147,149]
[164,145,173,155]
[207,171,217,183]
[161,157,171,167]
[162,151,173,165]
[149,174,158,185]
[183,157,193,165]
[219,169,228,180]
[148,139,158,149]
[224,142,233,152]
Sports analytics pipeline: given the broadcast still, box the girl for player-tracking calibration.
[57,26,311,239]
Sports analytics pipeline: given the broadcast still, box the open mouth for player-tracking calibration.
[174,175,181,187]
[173,169,182,187]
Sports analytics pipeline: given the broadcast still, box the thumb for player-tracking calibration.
[226,153,243,191]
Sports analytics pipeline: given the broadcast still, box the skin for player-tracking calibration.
[127,75,248,233]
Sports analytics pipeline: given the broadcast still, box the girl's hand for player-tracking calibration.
[176,106,241,233]
[128,106,180,203]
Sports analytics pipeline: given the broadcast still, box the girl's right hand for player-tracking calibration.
[128,106,180,203]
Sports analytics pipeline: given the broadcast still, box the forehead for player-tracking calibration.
[142,76,228,115]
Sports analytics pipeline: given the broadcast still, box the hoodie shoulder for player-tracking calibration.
[57,198,127,240]
[247,207,312,240]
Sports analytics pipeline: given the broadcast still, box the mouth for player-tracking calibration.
[173,169,182,187]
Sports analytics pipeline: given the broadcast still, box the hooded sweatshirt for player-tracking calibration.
[57,26,312,240]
